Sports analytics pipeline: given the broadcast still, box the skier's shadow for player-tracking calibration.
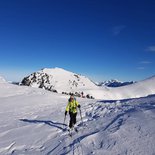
[19,119,67,131]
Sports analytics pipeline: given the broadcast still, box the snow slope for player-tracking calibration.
[0,81,155,155]
[21,68,155,100]
[87,75,155,100]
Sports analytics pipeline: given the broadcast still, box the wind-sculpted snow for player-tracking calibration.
[0,82,155,155]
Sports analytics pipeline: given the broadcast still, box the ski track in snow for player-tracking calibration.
[0,84,155,155]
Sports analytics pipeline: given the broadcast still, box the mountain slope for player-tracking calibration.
[0,81,155,155]
[80,75,155,100]
[21,67,98,95]
[110,75,155,99]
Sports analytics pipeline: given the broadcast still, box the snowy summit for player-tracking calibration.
[21,67,97,98]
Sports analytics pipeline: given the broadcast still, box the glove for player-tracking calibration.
[78,105,81,108]
[65,111,67,116]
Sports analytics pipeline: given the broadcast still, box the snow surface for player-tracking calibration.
[0,81,155,155]
[21,68,155,100]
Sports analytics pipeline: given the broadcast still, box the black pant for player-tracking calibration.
[69,112,77,128]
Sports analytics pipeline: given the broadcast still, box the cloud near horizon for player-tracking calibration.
[139,61,152,64]
[137,67,145,70]
[137,61,152,70]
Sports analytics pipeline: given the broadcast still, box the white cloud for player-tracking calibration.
[112,25,126,36]
[137,67,145,70]
[139,61,152,64]
[146,46,155,52]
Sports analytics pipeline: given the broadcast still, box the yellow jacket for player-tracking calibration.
[66,99,79,113]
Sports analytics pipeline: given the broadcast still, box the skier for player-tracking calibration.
[65,95,81,131]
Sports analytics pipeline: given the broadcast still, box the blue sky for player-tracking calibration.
[0,0,155,82]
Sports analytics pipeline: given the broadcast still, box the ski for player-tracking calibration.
[68,129,73,137]
[74,128,78,133]
[67,127,78,137]
[69,133,72,137]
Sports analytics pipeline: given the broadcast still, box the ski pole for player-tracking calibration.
[79,108,83,124]
[63,115,66,129]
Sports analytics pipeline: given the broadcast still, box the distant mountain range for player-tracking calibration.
[97,79,135,87]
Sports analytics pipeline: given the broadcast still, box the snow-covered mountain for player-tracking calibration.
[21,68,155,100]
[0,79,155,155]
[97,79,135,87]
[21,67,98,98]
